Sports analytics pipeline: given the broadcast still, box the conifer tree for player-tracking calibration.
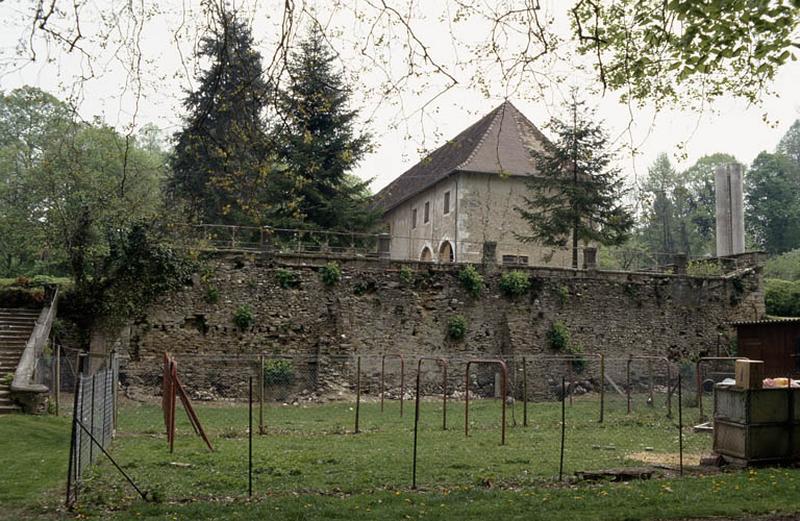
[168,7,286,225]
[516,97,633,268]
[275,27,376,231]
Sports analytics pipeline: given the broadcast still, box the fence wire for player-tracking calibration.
[66,351,118,507]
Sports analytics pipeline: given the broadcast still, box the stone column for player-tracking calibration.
[675,253,688,275]
[715,163,745,256]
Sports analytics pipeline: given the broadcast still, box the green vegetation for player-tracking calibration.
[765,249,800,281]
[0,414,71,519]
[5,399,800,520]
[233,305,255,330]
[499,271,530,298]
[686,260,723,277]
[399,265,415,286]
[275,269,301,289]
[517,96,633,269]
[765,278,800,317]
[447,315,467,340]
[547,321,570,351]
[320,262,342,286]
[263,359,295,386]
[458,265,484,298]
[204,286,220,304]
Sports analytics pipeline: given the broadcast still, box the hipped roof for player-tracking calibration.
[372,101,550,213]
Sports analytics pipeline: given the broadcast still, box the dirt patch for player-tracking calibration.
[628,451,703,467]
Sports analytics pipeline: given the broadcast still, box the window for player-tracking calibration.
[502,255,529,266]
[424,201,430,223]
[443,191,451,214]
[411,208,417,229]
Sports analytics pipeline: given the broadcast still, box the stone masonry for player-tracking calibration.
[120,252,764,399]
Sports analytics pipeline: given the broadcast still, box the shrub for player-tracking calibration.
[458,265,484,298]
[233,305,254,330]
[557,285,569,305]
[499,271,531,297]
[15,276,31,287]
[765,278,800,317]
[447,315,467,340]
[205,286,220,304]
[399,266,414,286]
[263,359,295,386]
[547,321,570,351]
[567,342,586,374]
[320,262,341,286]
[687,260,723,277]
[764,249,800,281]
[275,269,301,289]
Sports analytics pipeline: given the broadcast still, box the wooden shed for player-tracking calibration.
[731,318,800,378]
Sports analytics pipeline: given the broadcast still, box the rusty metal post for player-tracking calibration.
[678,371,684,476]
[441,360,448,430]
[648,358,654,407]
[599,353,605,423]
[696,359,703,421]
[380,356,385,412]
[412,360,423,489]
[626,354,632,415]
[55,343,61,416]
[664,358,673,419]
[464,359,508,445]
[559,376,566,481]
[355,356,361,434]
[522,357,528,427]
[259,354,265,435]
[248,376,253,497]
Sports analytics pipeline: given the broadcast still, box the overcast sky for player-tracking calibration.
[2,1,798,194]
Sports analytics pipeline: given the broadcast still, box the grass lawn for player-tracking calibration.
[3,396,800,520]
[0,414,72,520]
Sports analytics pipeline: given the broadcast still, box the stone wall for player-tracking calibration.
[120,252,764,398]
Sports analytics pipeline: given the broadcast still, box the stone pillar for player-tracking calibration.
[715,163,745,256]
[482,241,497,270]
[583,247,597,270]
[377,233,391,260]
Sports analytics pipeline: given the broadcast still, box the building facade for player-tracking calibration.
[373,101,573,266]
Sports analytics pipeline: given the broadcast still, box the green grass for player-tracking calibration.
[0,414,72,520]
[4,397,800,520]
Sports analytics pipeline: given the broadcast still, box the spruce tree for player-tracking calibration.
[168,8,284,225]
[516,97,633,268]
[275,27,376,231]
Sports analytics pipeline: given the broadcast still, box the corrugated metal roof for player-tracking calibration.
[729,317,800,326]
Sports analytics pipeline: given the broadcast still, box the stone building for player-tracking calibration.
[373,101,573,266]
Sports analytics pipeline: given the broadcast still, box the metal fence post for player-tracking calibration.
[678,371,684,476]
[248,376,253,497]
[355,356,361,434]
[259,354,265,435]
[522,357,528,427]
[559,376,566,481]
[626,354,632,415]
[599,354,605,423]
[55,344,61,417]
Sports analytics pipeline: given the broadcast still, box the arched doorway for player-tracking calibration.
[420,246,433,262]
[438,241,454,263]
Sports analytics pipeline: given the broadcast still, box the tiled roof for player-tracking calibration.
[372,101,550,213]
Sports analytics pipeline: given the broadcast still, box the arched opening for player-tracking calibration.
[420,247,433,262]
[438,241,454,263]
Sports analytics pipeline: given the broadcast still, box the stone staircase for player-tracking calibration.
[0,308,40,414]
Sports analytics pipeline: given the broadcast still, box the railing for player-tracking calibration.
[166,223,759,274]
[11,285,59,410]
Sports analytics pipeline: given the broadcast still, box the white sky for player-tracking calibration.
[1,1,798,194]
